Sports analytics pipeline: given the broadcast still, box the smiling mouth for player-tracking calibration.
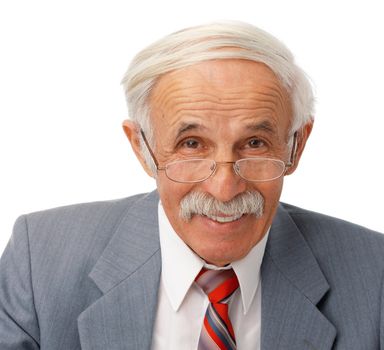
[203,213,244,223]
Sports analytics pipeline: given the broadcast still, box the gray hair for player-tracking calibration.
[179,190,264,222]
[121,21,314,172]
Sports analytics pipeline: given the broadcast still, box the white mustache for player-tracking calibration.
[179,191,264,221]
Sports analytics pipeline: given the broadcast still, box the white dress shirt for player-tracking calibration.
[151,202,269,350]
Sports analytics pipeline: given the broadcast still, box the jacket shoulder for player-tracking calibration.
[14,191,158,284]
[280,202,384,266]
[281,202,384,236]
[22,192,154,240]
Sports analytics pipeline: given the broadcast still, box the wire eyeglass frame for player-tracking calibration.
[140,129,298,183]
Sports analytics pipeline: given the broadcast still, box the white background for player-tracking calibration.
[1,0,383,255]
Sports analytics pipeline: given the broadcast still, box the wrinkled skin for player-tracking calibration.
[124,59,312,266]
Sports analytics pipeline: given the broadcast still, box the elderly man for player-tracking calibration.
[1,22,383,350]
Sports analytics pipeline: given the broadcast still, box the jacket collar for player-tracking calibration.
[261,204,336,349]
[78,194,336,350]
[88,191,161,294]
[78,191,162,350]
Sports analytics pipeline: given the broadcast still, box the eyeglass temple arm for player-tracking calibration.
[286,132,298,167]
[140,129,160,169]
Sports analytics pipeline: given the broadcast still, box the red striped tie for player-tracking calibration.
[195,268,239,350]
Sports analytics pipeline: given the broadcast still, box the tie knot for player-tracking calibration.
[195,268,239,304]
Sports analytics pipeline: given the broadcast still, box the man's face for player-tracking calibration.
[129,59,308,266]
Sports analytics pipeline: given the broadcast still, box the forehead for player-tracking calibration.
[149,59,292,137]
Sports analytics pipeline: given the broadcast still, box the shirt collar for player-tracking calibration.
[158,201,269,314]
[231,228,269,314]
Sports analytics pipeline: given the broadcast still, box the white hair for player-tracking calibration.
[179,190,264,221]
[121,21,314,172]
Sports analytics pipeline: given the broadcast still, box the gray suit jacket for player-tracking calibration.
[1,190,384,349]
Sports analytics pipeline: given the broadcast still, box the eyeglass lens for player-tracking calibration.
[165,158,285,183]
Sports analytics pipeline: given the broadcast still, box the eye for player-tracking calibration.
[248,138,265,148]
[176,137,208,156]
[181,138,200,149]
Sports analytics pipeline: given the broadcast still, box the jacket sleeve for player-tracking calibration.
[0,215,40,349]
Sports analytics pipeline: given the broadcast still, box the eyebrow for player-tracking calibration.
[175,122,207,139]
[244,120,276,134]
[174,119,276,139]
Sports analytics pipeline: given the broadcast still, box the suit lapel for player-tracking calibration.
[261,205,337,350]
[78,191,161,350]
[77,194,337,349]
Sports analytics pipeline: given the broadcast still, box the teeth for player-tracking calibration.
[206,213,243,223]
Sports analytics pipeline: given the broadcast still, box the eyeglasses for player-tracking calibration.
[140,130,297,183]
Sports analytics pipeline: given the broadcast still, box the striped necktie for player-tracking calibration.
[195,268,239,350]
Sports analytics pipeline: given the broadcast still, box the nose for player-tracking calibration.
[201,161,247,202]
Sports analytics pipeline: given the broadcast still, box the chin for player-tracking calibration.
[196,245,247,266]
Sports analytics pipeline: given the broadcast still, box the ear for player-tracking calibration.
[285,120,314,175]
[122,120,155,177]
